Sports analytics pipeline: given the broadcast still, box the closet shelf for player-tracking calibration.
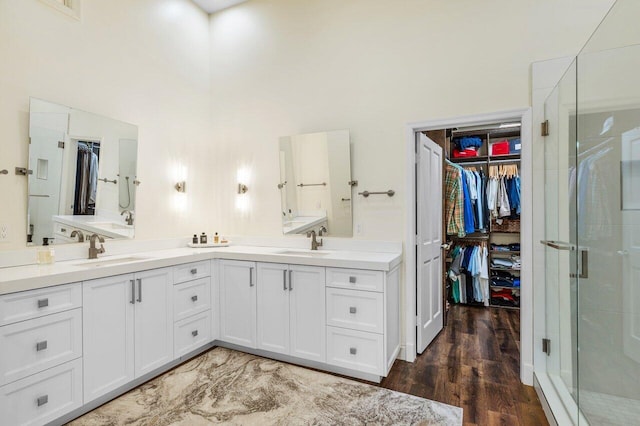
[490,250,520,255]
[490,285,521,290]
[490,267,521,272]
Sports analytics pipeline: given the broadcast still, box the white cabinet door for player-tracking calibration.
[289,265,326,362]
[83,274,135,403]
[257,263,290,355]
[219,260,256,348]
[134,268,174,378]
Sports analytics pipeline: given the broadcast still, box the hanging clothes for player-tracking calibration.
[445,163,465,237]
[446,242,490,306]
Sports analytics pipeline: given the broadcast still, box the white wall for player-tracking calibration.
[208,0,614,240]
[0,0,211,250]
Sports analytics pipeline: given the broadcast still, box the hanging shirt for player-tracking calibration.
[474,171,484,230]
[461,170,475,234]
[498,176,511,218]
[486,178,499,218]
[480,246,489,306]
[445,164,465,236]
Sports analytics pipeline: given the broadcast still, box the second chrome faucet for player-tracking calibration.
[88,233,106,259]
[306,230,323,251]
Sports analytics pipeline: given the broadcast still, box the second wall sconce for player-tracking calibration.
[175,181,186,193]
[237,183,248,194]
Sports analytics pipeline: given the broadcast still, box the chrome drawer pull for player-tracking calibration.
[37,395,48,407]
[191,295,198,302]
[349,306,357,314]
[136,278,142,303]
[349,347,357,355]
[349,276,357,284]
[60,227,67,233]
[130,280,136,304]
[36,341,48,351]
[283,269,287,291]
[37,298,49,308]
[250,267,255,287]
[190,268,197,275]
[192,330,198,337]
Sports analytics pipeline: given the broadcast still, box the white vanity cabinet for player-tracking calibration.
[83,267,173,403]
[219,260,257,348]
[256,263,326,362]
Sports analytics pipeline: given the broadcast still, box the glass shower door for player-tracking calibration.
[542,59,580,422]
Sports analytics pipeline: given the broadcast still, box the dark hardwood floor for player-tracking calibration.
[379,305,548,426]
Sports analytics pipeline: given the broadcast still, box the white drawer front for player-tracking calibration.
[326,326,383,376]
[53,222,74,238]
[326,268,383,293]
[0,283,82,326]
[326,288,383,334]
[0,358,82,426]
[174,310,211,358]
[174,277,211,322]
[174,261,211,284]
[0,309,82,386]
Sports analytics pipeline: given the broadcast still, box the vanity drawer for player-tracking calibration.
[0,309,82,386]
[174,261,211,284]
[174,277,211,322]
[0,283,82,326]
[174,310,211,358]
[326,268,384,293]
[0,358,82,426]
[326,288,383,334]
[326,326,383,376]
[53,222,74,238]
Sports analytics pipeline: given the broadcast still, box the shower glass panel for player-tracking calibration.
[542,59,579,423]
[575,1,640,423]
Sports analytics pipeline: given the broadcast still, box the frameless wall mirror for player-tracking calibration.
[28,98,138,246]
[278,129,353,237]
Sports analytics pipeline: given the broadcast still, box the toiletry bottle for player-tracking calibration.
[37,238,55,264]
[200,232,207,244]
[192,234,198,244]
[214,232,219,244]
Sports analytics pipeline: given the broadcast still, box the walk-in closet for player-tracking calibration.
[426,121,522,321]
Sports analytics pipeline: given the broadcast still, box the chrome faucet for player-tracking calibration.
[121,210,134,226]
[70,230,84,242]
[318,226,327,237]
[306,230,323,251]
[88,234,106,259]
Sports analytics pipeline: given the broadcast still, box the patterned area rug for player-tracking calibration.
[70,347,462,425]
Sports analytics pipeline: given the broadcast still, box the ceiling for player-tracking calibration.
[191,0,249,13]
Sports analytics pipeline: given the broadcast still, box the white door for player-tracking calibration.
[257,262,290,355]
[219,260,257,348]
[83,274,135,403]
[134,268,174,377]
[416,133,444,353]
[289,265,326,362]
[28,126,65,245]
[622,129,640,363]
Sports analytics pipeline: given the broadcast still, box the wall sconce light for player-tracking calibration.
[175,181,186,193]
[237,183,248,194]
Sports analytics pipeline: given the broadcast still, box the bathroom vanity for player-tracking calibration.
[0,244,401,425]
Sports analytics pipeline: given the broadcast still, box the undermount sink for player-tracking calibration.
[86,221,130,230]
[277,250,331,257]
[74,256,149,267]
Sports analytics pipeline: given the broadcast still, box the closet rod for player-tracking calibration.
[489,158,521,165]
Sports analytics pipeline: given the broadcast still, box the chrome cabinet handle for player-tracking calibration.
[289,270,293,291]
[36,341,48,351]
[192,330,198,337]
[349,306,357,314]
[37,298,49,308]
[130,280,136,304]
[136,278,142,303]
[190,268,197,275]
[191,295,198,302]
[283,269,287,291]
[60,227,67,233]
[349,276,357,284]
[249,267,254,287]
[349,347,357,355]
[37,395,48,407]
[540,240,575,251]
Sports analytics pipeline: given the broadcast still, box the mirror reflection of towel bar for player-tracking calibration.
[359,190,395,198]
[99,178,117,184]
[297,182,326,187]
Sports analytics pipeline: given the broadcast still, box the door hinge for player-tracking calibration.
[542,338,551,356]
[541,120,549,137]
[58,141,65,149]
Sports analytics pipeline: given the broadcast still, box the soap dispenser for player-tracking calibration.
[37,238,55,264]
[192,234,199,244]
[200,232,207,244]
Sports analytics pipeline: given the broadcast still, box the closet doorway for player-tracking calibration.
[404,109,533,385]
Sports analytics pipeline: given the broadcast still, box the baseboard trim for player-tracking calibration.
[521,362,534,386]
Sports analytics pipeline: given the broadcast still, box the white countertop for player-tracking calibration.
[0,245,402,296]
[54,215,134,239]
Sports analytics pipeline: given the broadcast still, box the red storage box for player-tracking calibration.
[490,140,510,156]
[452,148,478,158]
